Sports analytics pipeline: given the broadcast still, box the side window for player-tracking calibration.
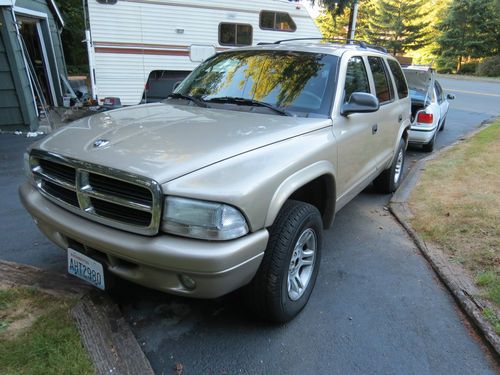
[387,59,408,99]
[368,56,394,104]
[219,23,253,46]
[344,56,370,103]
[435,81,444,103]
[259,11,297,32]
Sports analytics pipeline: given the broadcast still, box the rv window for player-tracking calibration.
[219,23,253,46]
[259,11,297,32]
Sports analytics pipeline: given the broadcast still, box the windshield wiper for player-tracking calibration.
[167,93,208,108]
[205,97,293,116]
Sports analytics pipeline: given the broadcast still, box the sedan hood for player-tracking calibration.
[35,103,330,183]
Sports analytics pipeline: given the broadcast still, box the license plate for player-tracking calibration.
[67,248,105,290]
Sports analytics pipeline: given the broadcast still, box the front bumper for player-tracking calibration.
[19,183,268,298]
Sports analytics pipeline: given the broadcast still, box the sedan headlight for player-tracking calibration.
[162,196,249,240]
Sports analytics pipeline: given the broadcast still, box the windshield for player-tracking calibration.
[174,50,338,117]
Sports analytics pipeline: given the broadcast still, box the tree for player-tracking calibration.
[366,0,430,55]
[55,0,88,74]
[310,0,358,39]
[436,0,499,72]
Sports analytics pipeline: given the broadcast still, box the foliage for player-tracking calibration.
[55,0,88,75]
[436,0,499,72]
[365,0,430,55]
[476,55,500,77]
[315,1,373,41]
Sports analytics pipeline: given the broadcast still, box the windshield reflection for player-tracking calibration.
[175,50,338,117]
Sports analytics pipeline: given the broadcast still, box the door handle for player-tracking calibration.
[372,124,378,134]
[398,114,403,122]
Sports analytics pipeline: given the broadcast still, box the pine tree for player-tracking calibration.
[436,0,499,72]
[366,0,430,55]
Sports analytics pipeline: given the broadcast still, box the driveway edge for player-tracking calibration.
[389,120,500,357]
[0,260,154,375]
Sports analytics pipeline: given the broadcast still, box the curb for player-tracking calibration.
[0,260,154,375]
[436,73,500,84]
[389,120,500,357]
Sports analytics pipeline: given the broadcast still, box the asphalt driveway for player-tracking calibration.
[1,76,499,374]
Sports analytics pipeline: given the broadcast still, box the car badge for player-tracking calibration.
[93,139,110,148]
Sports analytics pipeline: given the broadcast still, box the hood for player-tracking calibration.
[34,103,331,183]
[403,68,434,91]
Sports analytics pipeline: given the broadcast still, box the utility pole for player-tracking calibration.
[347,0,359,41]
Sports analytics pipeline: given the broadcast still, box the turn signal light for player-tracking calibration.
[416,112,434,124]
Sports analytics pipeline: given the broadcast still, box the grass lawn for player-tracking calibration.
[0,285,94,375]
[408,122,500,333]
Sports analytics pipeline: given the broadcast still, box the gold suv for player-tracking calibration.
[20,40,411,322]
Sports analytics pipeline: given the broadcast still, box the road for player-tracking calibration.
[1,77,499,374]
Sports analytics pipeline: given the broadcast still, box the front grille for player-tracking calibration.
[30,151,162,235]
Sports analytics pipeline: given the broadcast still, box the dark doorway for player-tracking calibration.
[17,16,53,107]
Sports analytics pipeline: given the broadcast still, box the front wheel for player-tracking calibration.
[246,200,322,323]
[373,138,406,193]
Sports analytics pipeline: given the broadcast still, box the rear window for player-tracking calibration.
[387,60,408,99]
[368,56,394,104]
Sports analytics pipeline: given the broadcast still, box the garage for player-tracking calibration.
[0,0,67,132]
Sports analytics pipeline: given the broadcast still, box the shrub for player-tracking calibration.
[476,55,500,77]
[458,62,478,75]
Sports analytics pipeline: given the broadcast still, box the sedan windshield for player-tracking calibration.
[174,50,338,117]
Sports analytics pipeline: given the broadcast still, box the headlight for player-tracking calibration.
[162,196,249,240]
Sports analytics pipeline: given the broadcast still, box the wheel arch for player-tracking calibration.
[264,161,336,229]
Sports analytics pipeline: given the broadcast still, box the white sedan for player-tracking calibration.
[403,66,455,152]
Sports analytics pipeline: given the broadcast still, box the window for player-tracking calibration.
[175,50,338,117]
[435,81,444,103]
[260,11,297,32]
[387,59,408,99]
[219,23,252,46]
[368,57,394,104]
[344,56,370,103]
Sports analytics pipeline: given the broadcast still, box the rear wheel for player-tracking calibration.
[422,131,437,152]
[439,117,446,131]
[373,138,406,193]
[246,200,322,323]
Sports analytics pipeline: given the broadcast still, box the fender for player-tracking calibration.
[264,160,336,228]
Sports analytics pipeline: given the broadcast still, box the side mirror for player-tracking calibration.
[341,93,380,116]
[447,93,455,100]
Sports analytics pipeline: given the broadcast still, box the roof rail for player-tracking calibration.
[272,38,388,53]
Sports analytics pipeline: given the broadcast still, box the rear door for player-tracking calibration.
[434,81,449,123]
[333,56,379,198]
[366,55,401,170]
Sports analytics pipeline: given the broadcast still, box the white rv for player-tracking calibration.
[84,0,322,105]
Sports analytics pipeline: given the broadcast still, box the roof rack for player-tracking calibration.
[272,38,388,53]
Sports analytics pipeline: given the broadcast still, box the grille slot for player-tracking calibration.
[31,151,161,235]
[42,181,79,207]
[88,173,152,205]
[91,198,152,227]
[38,159,76,185]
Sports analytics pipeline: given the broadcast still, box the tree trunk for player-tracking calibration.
[457,56,462,73]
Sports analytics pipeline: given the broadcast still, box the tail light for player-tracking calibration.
[416,112,433,124]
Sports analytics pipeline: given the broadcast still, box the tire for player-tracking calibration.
[373,138,406,194]
[439,117,446,131]
[422,131,436,152]
[246,200,322,323]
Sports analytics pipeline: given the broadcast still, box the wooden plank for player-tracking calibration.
[72,291,155,375]
[0,260,90,298]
